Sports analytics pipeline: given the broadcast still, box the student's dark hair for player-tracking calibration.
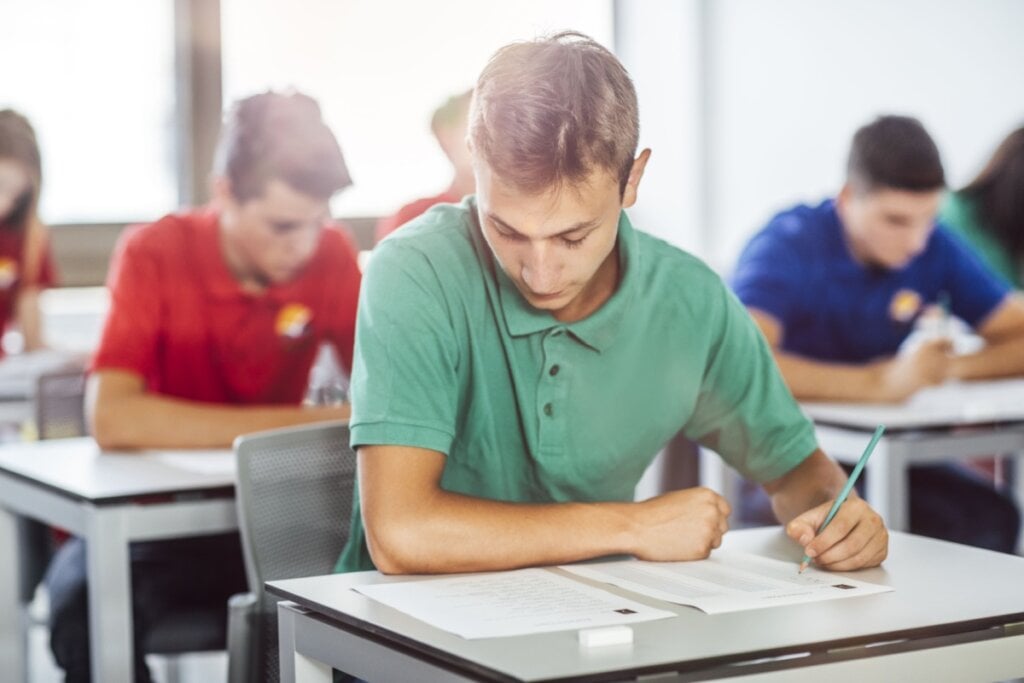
[960,126,1024,265]
[213,90,352,202]
[846,115,945,193]
[469,31,639,196]
[0,109,43,232]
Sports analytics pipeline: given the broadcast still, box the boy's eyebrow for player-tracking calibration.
[486,211,599,238]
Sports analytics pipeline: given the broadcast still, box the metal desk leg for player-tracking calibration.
[865,439,910,532]
[1014,448,1024,555]
[278,602,332,683]
[0,505,27,683]
[86,506,135,682]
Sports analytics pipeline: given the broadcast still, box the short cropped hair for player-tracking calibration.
[213,91,352,203]
[847,115,945,193]
[430,89,472,138]
[470,31,639,196]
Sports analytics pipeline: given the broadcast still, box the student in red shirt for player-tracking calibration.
[374,89,474,243]
[45,90,361,683]
[0,109,58,355]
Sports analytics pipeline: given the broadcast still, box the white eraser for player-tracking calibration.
[578,625,633,648]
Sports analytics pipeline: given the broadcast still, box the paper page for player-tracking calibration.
[353,568,675,639]
[147,450,235,476]
[562,551,891,614]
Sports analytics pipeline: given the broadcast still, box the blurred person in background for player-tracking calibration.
[941,125,1024,289]
[0,109,57,356]
[45,90,361,683]
[375,89,474,242]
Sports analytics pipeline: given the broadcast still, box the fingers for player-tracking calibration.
[803,500,888,571]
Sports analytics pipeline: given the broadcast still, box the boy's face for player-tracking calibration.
[836,184,943,270]
[217,178,330,286]
[0,160,30,221]
[474,153,647,322]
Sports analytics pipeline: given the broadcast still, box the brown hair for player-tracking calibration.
[0,109,49,285]
[960,126,1024,265]
[847,115,945,193]
[0,109,43,232]
[469,31,639,196]
[213,91,352,203]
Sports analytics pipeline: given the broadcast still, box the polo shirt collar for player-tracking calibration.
[493,209,638,353]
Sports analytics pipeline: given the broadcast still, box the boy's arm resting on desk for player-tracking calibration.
[748,308,948,403]
[359,444,732,575]
[763,449,888,570]
[15,287,45,351]
[950,295,1024,380]
[87,369,349,450]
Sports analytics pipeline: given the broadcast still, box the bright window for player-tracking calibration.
[0,0,177,224]
[221,0,614,217]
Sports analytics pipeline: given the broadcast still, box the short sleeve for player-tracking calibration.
[89,227,162,380]
[683,281,818,482]
[730,226,804,327]
[348,240,460,454]
[938,229,1010,328]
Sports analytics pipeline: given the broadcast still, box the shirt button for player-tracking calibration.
[543,403,553,416]
[549,365,560,377]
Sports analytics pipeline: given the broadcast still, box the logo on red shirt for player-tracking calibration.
[275,303,313,339]
[0,258,17,289]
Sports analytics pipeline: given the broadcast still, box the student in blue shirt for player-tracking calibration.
[732,115,1024,552]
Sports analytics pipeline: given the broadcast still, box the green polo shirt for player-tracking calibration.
[941,192,1021,288]
[335,197,817,573]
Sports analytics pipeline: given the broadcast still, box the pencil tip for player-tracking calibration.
[798,561,808,574]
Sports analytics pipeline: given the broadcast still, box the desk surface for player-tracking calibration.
[269,528,1024,682]
[0,437,234,503]
[802,378,1024,431]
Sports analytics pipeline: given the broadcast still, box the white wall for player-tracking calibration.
[615,0,705,253]
[616,0,1024,271]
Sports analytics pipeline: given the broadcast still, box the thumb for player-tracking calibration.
[786,501,831,546]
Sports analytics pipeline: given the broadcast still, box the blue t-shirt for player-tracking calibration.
[731,199,1009,363]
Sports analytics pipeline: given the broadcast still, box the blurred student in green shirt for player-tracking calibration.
[942,126,1024,288]
[337,32,888,576]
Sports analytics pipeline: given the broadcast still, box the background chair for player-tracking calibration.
[228,420,356,683]
[29,366,227,682]
[16,366,89,658]
[34,367,87,441]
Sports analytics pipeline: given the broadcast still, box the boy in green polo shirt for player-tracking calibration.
[338,32,888,575]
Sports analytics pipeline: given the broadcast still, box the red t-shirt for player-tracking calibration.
[91,209,361,404]
[0,222,57,334]
[375,190,462,243]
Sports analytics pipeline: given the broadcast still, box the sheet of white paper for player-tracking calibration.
[147,450,235,476]
[353,568,675,639]
[562,551,891,614]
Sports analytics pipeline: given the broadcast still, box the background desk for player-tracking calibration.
[701,379,1024,549]
[802,379,1024,545]
[268,528,1024,682]
[0,437,237,683]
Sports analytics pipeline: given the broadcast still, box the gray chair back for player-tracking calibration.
[35,368,87,440]
[233,420,356,682]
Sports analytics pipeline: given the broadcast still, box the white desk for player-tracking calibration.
[0,437,237,683]
[700,379,1024,546]
[802,379,1024,539]
[268,528,1024,682]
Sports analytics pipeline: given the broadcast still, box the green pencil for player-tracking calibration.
[799,425,886,573]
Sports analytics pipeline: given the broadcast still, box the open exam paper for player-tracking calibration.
[353,551,890,639]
